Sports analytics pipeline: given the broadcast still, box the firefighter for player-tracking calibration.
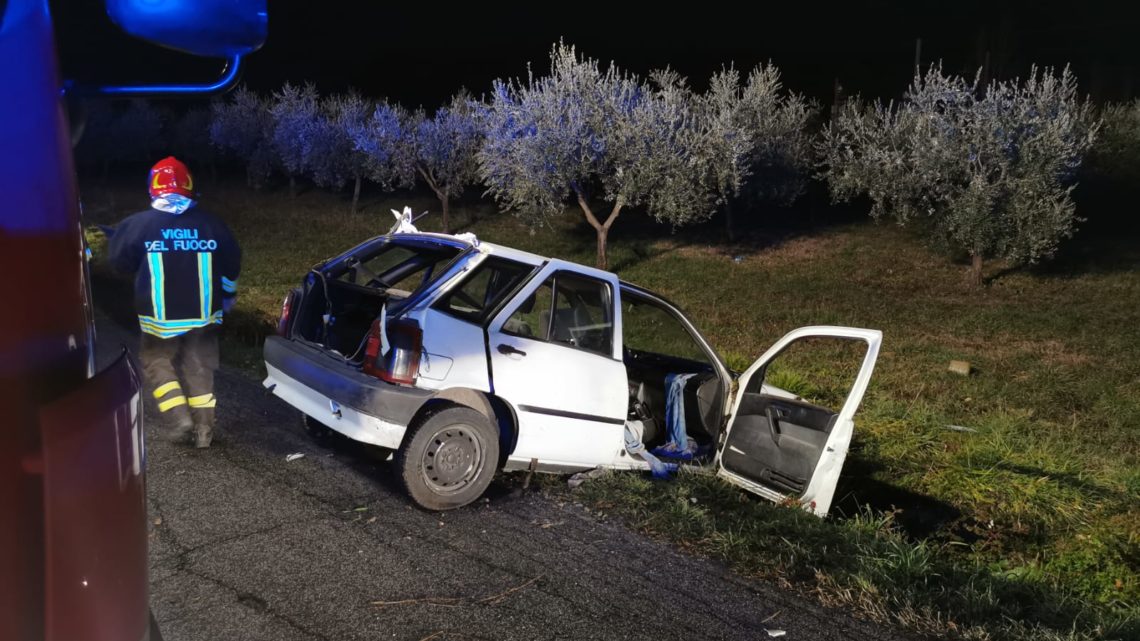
[107,156,241,448]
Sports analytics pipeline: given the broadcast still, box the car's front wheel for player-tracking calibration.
[396,405,499,510]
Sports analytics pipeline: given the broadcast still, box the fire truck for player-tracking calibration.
[0,2,265,639]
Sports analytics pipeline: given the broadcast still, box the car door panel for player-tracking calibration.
[721,394,835,494]
[487,261,627,468]
[718,326,882,516]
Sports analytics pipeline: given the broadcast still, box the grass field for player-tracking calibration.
[84,176,1139,641]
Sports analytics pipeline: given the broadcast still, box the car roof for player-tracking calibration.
[393,232,549,267]
[395,234,683,297]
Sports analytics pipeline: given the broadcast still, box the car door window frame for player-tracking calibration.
[501,270,617,360]
[431,256,538,326]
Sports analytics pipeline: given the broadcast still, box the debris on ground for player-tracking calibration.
[766,629,786,638]
[948,360,973,376]
[567,467,610,489]
[944,424,977,433]
[285,453,305,462]
[371,575,543,608]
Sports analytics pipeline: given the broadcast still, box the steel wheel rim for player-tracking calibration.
[421,423,484,495]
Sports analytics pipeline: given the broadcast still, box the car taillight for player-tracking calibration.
[276,291,295,337]
[362,318,422,386]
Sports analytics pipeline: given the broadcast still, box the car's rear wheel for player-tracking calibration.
[396,406,499,510]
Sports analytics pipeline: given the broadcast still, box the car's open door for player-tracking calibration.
[716,326,882,516]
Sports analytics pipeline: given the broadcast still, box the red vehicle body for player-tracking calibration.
[0,2,264,639]
[0,3,148,640]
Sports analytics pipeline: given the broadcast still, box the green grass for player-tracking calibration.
[83,177,1139,640]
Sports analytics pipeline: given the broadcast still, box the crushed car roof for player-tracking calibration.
[396,232,549,267]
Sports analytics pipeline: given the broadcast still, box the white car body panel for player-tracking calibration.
[413,308,491,391]
[717,326,883,516]
[478,242,547,267]
[487,259,629,468]
[264,363,407,450]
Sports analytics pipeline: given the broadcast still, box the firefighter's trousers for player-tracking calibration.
[140,325,219,433]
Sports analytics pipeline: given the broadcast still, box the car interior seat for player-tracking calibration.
[503,291,538,336]
[539,304,592,346]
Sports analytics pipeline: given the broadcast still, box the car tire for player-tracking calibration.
[396,405,499,510]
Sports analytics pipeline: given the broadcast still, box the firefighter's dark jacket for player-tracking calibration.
[107,205,241,338]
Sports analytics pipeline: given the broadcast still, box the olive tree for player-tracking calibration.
[698,65,817,240]
[1087,100,1140,184]
[304,92,374,213]
[268,87,376,211]
[478,43,714,270]
[821,65,1097,284]
[348,101,415,199]
[210,87,276,189]
[170,107,218,182]
[268,82,321,197]
[407,91,483,233]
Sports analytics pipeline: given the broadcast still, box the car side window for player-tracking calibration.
[503,272,613,357]
[503,279,553,339]
[434,257,533,324]
[622,291,710,364]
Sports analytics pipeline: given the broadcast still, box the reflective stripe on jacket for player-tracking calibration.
[106,206,241,338]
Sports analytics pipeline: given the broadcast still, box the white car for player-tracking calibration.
[263,225,881,513]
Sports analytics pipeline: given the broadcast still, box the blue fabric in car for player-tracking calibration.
[624,422,675,479]
[653,372,699,460]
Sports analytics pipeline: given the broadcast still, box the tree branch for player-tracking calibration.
[417,164,440,195]
[576,189,604,231]
[603,197,624,231]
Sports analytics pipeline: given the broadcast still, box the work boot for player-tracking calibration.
[194,423,214,449]
[165,414,195,444]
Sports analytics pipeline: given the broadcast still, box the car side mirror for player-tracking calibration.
[105,0,268,58]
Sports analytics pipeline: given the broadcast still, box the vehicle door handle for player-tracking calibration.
[765,407,782,446]
[497,344,527,357]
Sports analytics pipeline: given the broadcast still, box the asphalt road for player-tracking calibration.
[95,313,909,641]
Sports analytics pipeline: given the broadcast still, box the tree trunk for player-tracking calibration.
[970,253,984,286]
[576,190,623,271]
[417,166,453,233]
[440,193,450,234]
[725,199,736,242]
[596,226,609,270]
[289,175,296,199]
[351,175,362,214]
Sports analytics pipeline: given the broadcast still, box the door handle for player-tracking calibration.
[765,407,782,446]
[497,344,527,357]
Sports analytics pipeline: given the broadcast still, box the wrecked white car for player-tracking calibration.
[264,218,881,513]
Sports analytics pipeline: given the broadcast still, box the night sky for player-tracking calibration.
[53,1,1140,110]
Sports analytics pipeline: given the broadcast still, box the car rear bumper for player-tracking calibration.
[263,336,432,449]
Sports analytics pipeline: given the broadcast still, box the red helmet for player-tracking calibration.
[148,156,195,199]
